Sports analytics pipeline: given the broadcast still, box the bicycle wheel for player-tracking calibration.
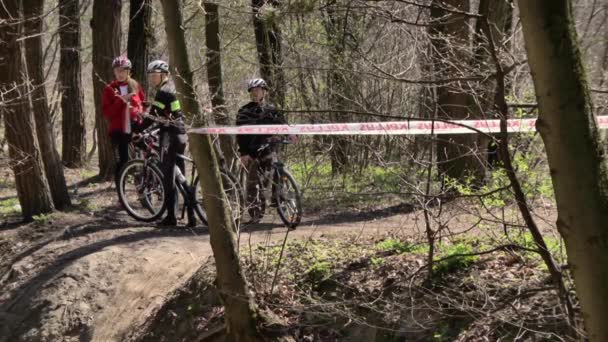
[118,159,166,222]
[193,170,243,226]
[274,169,302,229]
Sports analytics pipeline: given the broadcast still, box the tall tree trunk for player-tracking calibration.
[472,0,513,175]
[430,0,482,184]
[0,0,54,221]
[252,0,286,107]
[91,0,121,180]
[322,0,356,174]
[518,1,608,340]
[160,1,265,339]
[204,2,235,166]
[23,0,71,210]
[159,0,199,120]
[59,0,87,168]
[127,0,153,92]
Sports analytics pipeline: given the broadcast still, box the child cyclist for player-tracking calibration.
[101,56,145,194]
[136,60,196,227]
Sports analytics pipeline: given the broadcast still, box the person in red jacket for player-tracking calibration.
[102,56,145,190]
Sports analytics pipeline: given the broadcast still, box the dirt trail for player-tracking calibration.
[0,192,424,341]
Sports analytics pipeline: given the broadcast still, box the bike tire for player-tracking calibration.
[118,159,166,222]
[274,169,302,229]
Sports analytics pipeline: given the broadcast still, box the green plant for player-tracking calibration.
[0,198,21,216]
[433,242,479,277]
[376,238,427,254]
[306,261,332,283]
[370,257,385,266]
[33,213,51,224]
[78,199,97,212]
[80,169,97,180]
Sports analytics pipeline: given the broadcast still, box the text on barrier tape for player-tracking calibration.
[189,115,608,135]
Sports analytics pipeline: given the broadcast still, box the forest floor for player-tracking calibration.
[0,168,578,341]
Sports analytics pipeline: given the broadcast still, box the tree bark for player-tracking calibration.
[160,1,265,339]
[59,0,87,168]
[159,0,200,120]
[204,2,235,166]
[472,0,513,175]
[0,0,54,220]
[23,0,71,210]
[323,0,355,174]
[517,1,608,340]
[252,0,286,107]
[127,0,153,92]
[91,0,121,180]
[430,0,482,184]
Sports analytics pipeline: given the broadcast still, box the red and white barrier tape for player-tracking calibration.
[189,116,608,135]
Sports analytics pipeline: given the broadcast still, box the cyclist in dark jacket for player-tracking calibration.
[138,60,195,227]
[237,78,288,223]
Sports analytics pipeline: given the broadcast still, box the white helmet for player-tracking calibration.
[147,60,169,73]
[247,78,268,92]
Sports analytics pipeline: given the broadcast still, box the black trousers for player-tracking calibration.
[160,132,187,219]
[111,132,131,190]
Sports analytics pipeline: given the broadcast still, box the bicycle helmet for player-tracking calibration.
[147,60,169,74]
[112,56,132,69]
[247,78,268,91]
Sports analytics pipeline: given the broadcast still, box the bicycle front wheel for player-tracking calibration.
[274,169,302,229]
[118,159,166,222]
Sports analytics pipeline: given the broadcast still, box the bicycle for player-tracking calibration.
[240,138,302,229]
[117,122,243,226]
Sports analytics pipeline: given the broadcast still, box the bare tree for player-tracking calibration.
[127,0,154,91]
[518,0,608,340]
[59,0,87,168]
[91,0,122,180]
[204,2,235,165]
[1,0,54,220]
[252,0,286,107]
[160,1,275,339]
[23,0,71,210]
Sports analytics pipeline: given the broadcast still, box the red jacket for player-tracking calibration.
[102,80,145,134]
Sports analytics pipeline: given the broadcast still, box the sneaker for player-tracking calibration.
[157,216,177,227]
[115,200,124,210]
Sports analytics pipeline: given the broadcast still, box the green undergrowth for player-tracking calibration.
[289,162,406,211]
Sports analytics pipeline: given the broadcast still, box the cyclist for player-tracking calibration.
[137,60,195,227]
[236,78,292,223]
[102,56,145,193]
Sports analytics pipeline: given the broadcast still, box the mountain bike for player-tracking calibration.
[117,123,243,225]
[240,138,302,229]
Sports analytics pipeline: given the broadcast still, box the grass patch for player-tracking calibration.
[289,162,406,211]
[375,238,427,254]
[0,198,21,216]
[433,241,479,278]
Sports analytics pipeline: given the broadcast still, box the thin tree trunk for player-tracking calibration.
[160,1,266,339]
[252,0,286,107]
[518,1,608,340]
[91,0,121,180]
[59,0,87,168]
[127,0,153,92]
[204,2,235,166]
[23,0,71,210]
[0,0,54,221]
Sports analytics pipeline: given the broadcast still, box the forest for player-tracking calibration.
[1,0,608,341]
